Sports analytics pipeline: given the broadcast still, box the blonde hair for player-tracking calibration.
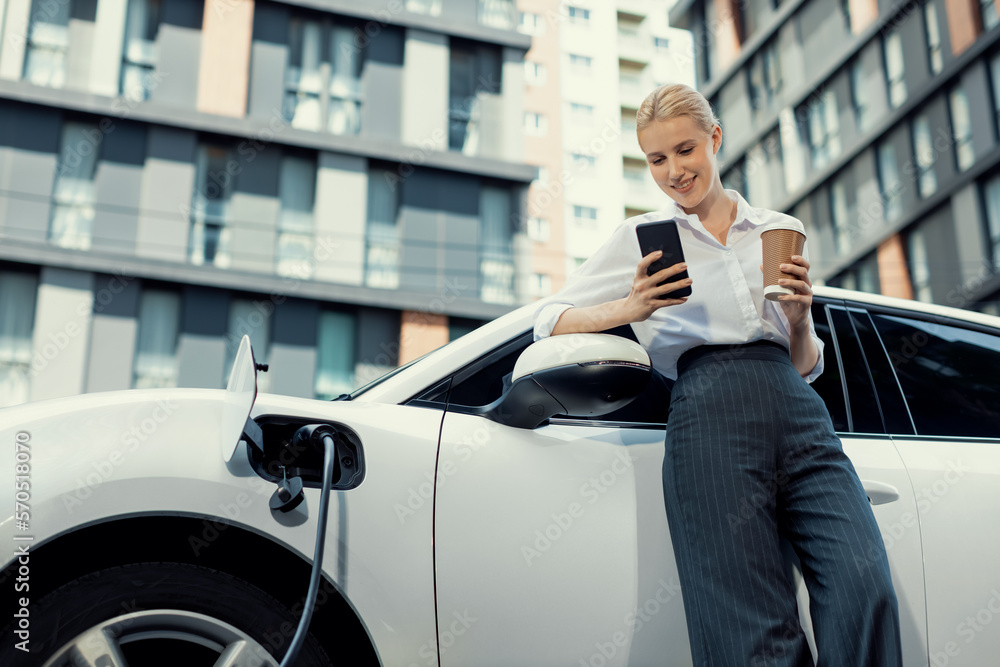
[636,83,720,134]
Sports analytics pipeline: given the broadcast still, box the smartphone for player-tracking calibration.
[635,220,692,299]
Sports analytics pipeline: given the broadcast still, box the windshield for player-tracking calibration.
[343,341,455,400]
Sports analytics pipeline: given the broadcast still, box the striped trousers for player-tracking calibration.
[661,341,902,666]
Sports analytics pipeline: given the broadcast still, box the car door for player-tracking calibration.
[857,305,1000,666]
[430,301,924,667]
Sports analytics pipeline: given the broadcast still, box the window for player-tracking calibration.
[276,155,317,279]
[831,255,880,294]
[406,0,442,15]
[807,90,840,170]
[525,61,546,85]
[877,141,903,222]
[849,59,874,134]
[982,0,1000,31]
[449,43,501,153]
[315,309,357,400]
[830,178,852,255]
[924,3,943,75]
[524,111,547,136]
[906,228,932,302]
[0,271,38,408]
[518,11,544,35]
[121,0,161,101]
[983,173,1000,270]
[950,86,975,172]
[883,29,907,109]
[50,122,99,251]
[839,0,852,32]
[133,289,180,389]
[365,167,401,289]
[527,216,550,242]
[224,298,272,392]
[871,313,1000,437]
[654,37,670,52]
[284,17,364,135]
[23,0,71,88]
[573,205,598,224]
[570,152,595,169]
[567,6,590,23]
[480,186,515,304]
[989,53,1000,136]
[911,113,937,199]
[748,41,782,113]
[570,102,594,118]
[478,0,515,29]
[189,144,233,268]
[529,272,552,297]
[568,53,593,72]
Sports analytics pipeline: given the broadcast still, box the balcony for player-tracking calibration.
[616,0,648,22]
[617,28,651,68]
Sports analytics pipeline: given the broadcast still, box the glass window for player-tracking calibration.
[189,144,234,268]
[877,141,903,222]
[406,0,441,14]
[807,303,849,432]
[982,0,1000,31]
[807,89,840,170]
[567,6,590,23]
[365,167,400,289]
[924,3,943,75]
[570,152,595,169]
[570,102,594,118]
[524,111,547,136]
[0,271,38,408]
[871,313,1000,437]
[906,228,932,302]
[449,43,501,153]
[830,177,852,255]
[480,186,515,304]
[50,122,99,251]
[568,53,592,71]
[883,29,907,109]
[573,205,598,223]
[529,272,552,297]
[284,17,364,135]
[133,289,180,389]
[518,11,544,35]
[315,309,357,400]
[912,113,937,199]
[23,0,71,88]
[654,37,670,51]
[121,0,161,101]
[989,52,1000,137]
[224,298,272,392]
[527,216,549,242]
[950,86,975,172]
[276,155,317,279]
[524,61,545,85]
[983,172,1000,270]
[478,0,515,30]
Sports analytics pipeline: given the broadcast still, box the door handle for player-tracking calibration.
[861,480,900,505]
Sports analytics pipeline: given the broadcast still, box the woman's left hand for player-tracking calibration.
[776,255,813,329]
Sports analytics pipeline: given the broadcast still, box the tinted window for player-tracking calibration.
[808,304,849,432]
[830,307,884,433]
[850,309,914,435]
[870,313,1000,437]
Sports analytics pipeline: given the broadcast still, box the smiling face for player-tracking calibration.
[638,115,723,216]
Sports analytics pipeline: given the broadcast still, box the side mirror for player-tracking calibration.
[479,333,651,429]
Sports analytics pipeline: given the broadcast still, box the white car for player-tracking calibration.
[2,286,1000,667]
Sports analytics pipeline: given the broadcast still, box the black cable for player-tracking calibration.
[280,433,336,667]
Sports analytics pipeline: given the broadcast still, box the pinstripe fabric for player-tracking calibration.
[662,341,902,666]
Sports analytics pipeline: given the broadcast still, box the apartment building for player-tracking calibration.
[0,0,536,407]
[670,0,1000,313]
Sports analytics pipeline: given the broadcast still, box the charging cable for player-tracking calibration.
[279,432,336,666]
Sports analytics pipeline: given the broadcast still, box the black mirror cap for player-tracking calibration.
[536,361,650,418]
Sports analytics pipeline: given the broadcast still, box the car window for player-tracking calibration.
[807,304,849,432]
[827,306,885,434]
[848,309,914,434]
[869,312,1000,438]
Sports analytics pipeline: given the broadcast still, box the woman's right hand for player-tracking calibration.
[622,251,691,322]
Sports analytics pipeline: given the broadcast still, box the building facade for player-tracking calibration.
[671,0,1000,314]
[517,0,695,295]
[0,0,538,407]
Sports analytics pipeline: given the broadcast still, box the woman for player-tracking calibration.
[533,84,902,666]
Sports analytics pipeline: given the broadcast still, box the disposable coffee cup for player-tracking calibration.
[761,223,806,301]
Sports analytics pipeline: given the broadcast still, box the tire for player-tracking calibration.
[1,561,333,667]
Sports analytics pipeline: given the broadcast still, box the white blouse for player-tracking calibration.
[533,190,824,382]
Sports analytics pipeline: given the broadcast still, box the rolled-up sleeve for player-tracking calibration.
[532,220,639,340]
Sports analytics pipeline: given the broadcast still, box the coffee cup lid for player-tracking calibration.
[761,220,806,238]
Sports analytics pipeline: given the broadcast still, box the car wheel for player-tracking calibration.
[3,561,333,667]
